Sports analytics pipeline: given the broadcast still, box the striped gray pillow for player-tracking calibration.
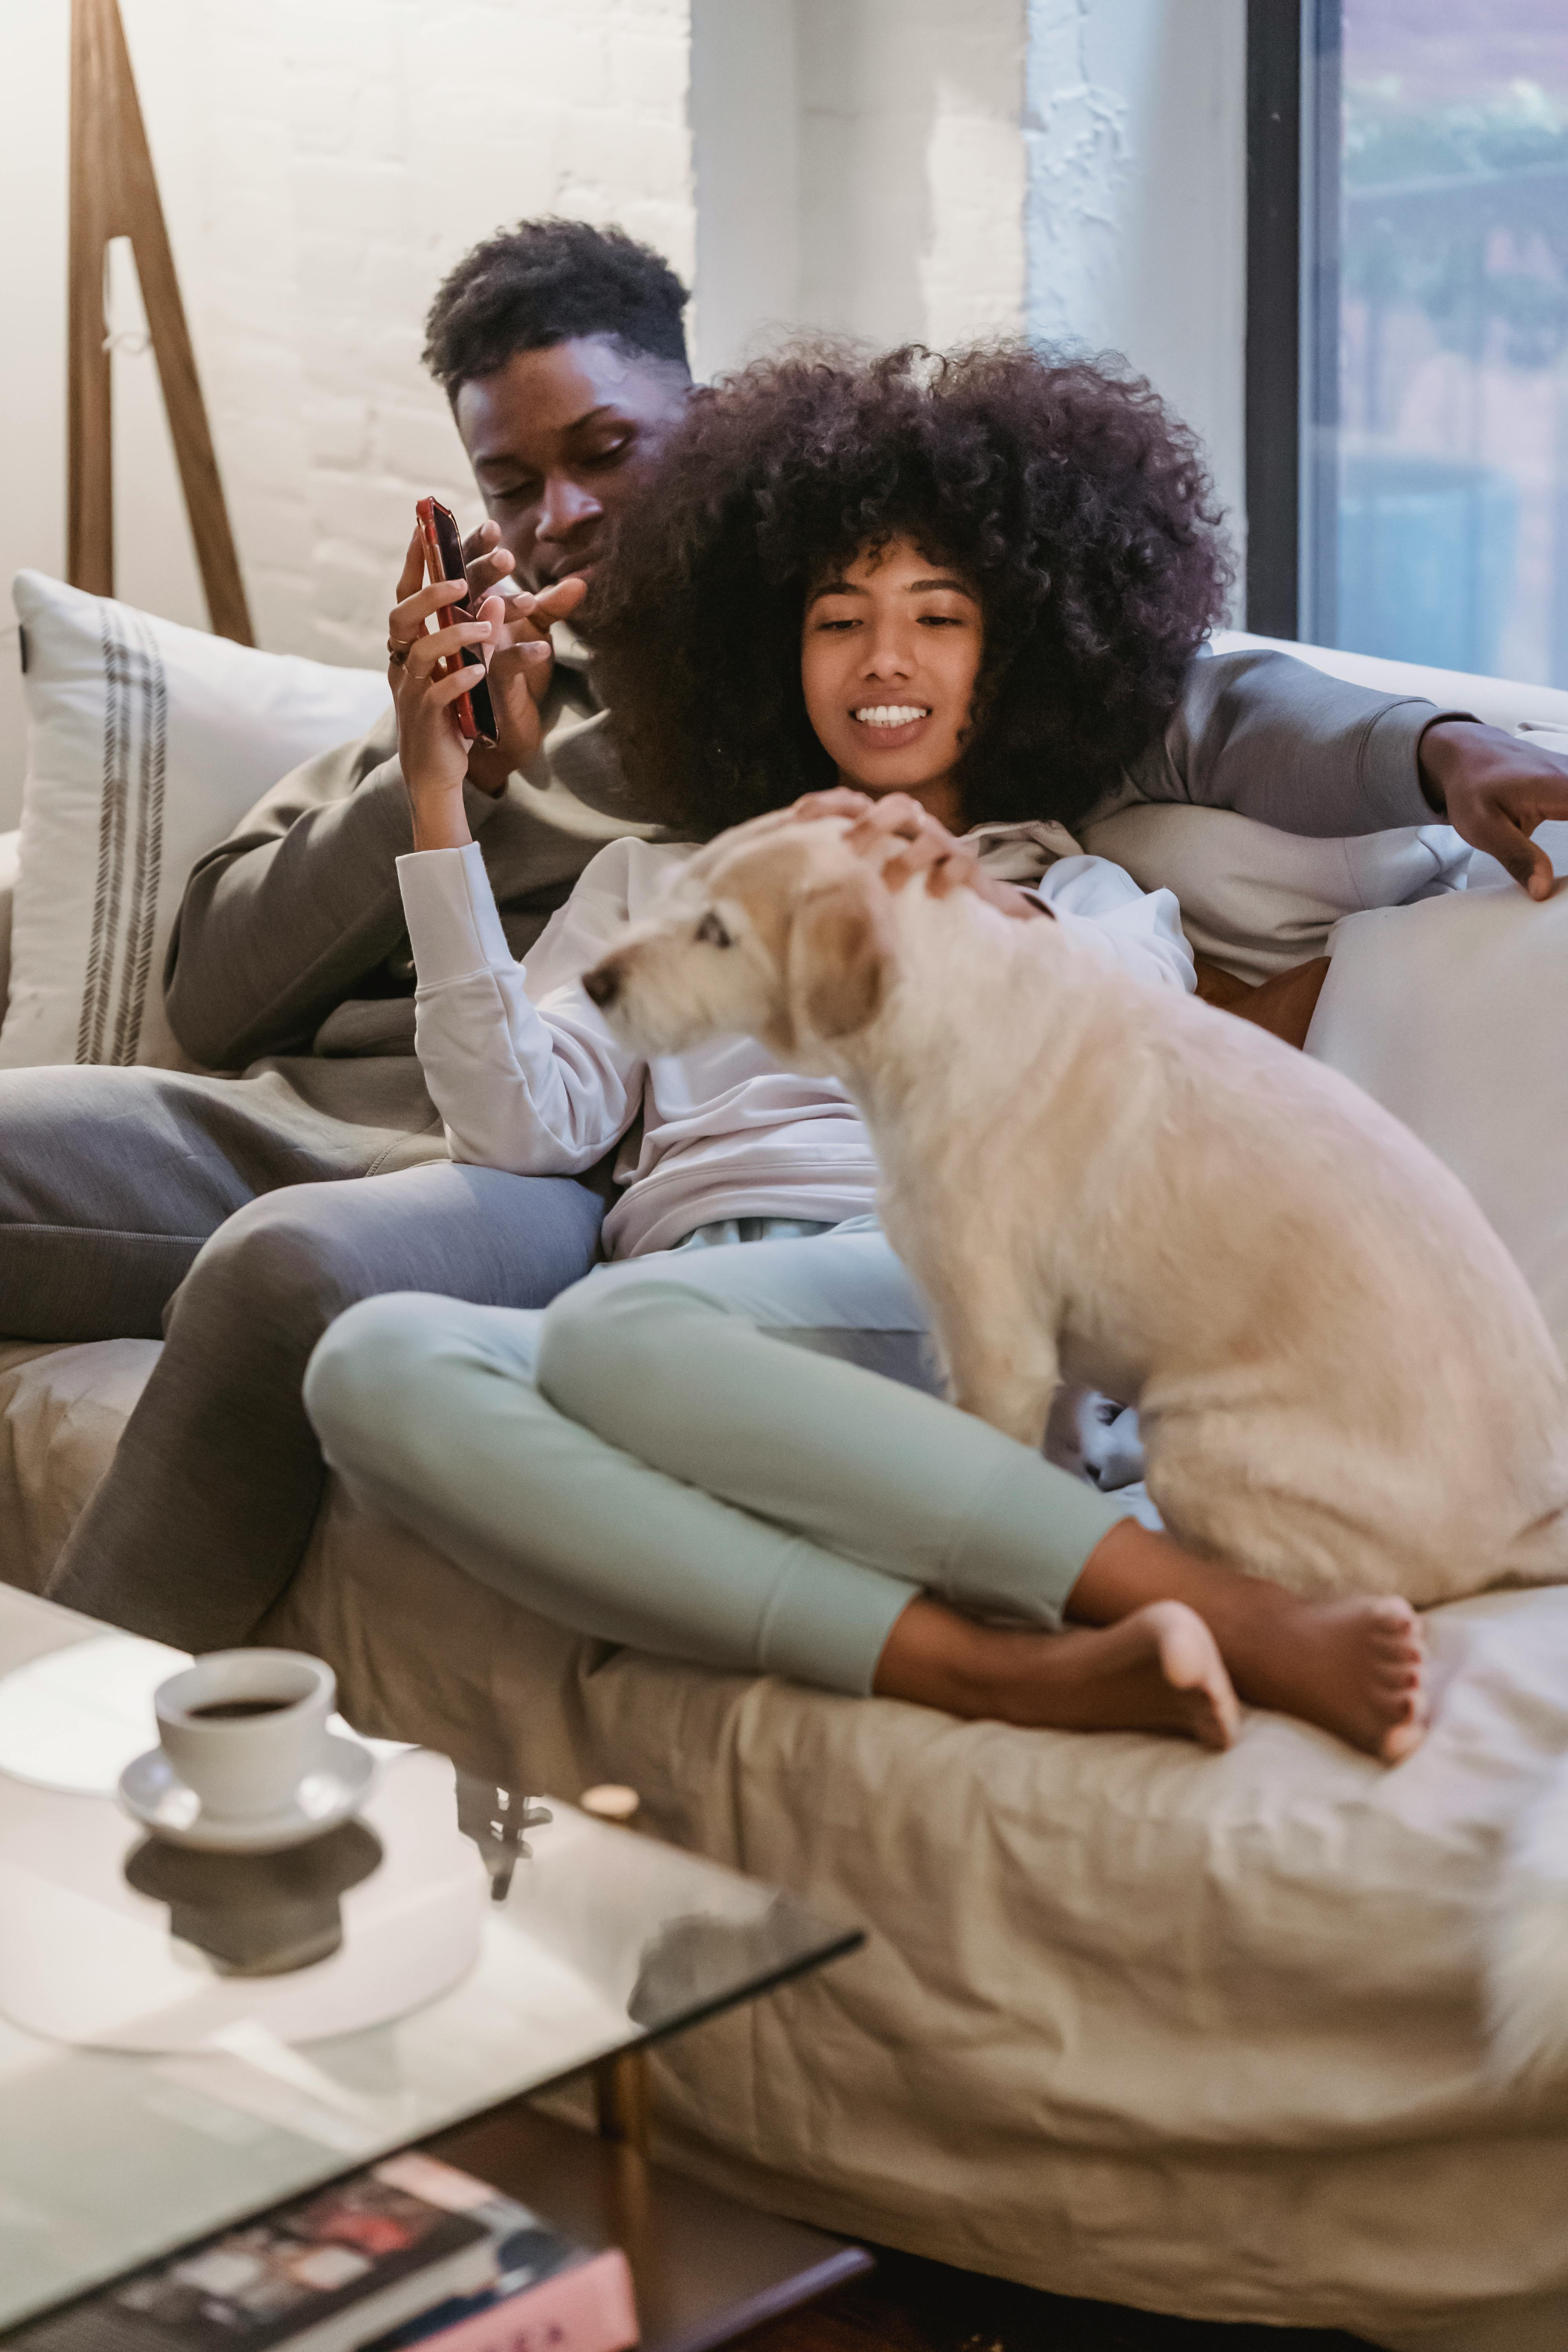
[76,598,168,1065]
[2,571,387,1071]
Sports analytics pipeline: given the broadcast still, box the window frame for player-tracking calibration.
[1245,0,1343,642]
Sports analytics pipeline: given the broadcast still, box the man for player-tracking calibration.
[4,219,1564,1651]
[7,224,693,1649]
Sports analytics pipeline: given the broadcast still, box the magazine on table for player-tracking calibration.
[367,2155,637,2352]
[16,2153,636,2352]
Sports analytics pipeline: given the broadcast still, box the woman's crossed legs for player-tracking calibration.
[304,1228,1426,1759]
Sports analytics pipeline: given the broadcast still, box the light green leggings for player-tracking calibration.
[303,1224,1127,1696]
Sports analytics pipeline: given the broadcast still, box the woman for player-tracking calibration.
[305,347,1426,1760]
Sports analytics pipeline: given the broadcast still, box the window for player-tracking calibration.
[1248,0,1568,682]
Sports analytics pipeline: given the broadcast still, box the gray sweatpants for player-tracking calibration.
[0,1064,603,1650]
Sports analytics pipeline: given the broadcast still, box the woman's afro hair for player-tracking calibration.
[584,343,1233,837]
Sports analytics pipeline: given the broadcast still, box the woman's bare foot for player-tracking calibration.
[875,1597,1240,1748]
[1226,1593,1428,1764]
[1068,1522,1429,1764]
[1004,1602,1241,1747]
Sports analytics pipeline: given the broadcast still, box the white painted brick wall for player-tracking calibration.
[1024,0,1247,582]
[0,0,1250,825]
[797,0,1026,354]
[7,0,693,704]
[690,0,1025,382]
[181,0,692,673]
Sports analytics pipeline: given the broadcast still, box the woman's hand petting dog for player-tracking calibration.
[788,789,1048,923]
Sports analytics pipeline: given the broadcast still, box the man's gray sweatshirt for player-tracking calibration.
[161,637,1461,1140]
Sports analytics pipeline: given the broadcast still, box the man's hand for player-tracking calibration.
[472,574,589,792]
[788,789,1048,922]
[461,517,520,608]
[1419,719,1568,901]
[461,512,590,787]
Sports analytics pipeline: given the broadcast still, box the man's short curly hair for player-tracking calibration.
[423,220,690,400]
[585,344,1233,837]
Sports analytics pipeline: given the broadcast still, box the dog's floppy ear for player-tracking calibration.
[785,871,893,1043]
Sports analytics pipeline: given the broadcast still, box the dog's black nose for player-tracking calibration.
[583,963,619,1009]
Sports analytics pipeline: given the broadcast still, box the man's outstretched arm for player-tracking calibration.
[1100,645,1568,893]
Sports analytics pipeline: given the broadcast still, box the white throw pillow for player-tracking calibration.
[2,572,389,1071]
[1080,803,1471,981]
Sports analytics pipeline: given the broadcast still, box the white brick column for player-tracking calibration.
[690,0,1026,378]
[1024,0,1247,574]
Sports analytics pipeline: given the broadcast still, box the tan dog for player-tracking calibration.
[582,812,1568,1610]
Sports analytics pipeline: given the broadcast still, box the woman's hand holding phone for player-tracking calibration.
[387,519,590,849]
[387,525,494,850]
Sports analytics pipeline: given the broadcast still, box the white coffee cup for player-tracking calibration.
[154,1650,336,1821]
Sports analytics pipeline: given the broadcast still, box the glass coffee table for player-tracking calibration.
[0,1586,867,2341]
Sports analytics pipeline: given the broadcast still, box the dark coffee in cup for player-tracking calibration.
[154,1651,337,1820]
[188,1699,291,1721]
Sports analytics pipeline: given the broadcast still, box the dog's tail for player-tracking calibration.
[1486,1753,1568,2085]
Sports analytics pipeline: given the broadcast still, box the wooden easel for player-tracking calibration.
[68,0,253,643]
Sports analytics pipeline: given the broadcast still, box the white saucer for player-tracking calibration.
[118,1733,377,1853]
[0,1632,413,1798]
[2,1752,483,2051]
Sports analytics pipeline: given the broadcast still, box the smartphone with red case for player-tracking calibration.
[415,497,497,744]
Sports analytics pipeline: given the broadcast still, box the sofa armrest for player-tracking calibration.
[1212,629,1568,736]
[0,829,17,1026]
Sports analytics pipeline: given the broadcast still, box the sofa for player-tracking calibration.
[6,608,1568,2351]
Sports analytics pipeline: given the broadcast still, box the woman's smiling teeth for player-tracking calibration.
[853,704,931,727]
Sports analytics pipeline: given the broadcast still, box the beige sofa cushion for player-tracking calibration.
[0,1340,158,1595]
[6,1338,1568,2349]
